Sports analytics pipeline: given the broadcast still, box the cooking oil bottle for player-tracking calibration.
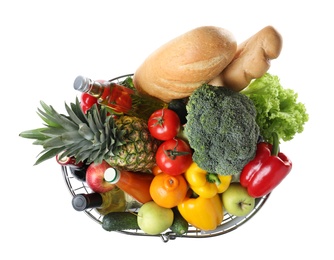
[73,75,167,120]
[71,187,142,215]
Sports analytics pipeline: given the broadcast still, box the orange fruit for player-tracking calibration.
[152,165,163,176]
[149,172,188,208]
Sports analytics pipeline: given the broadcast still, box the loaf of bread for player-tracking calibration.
[133,26,237,102]
[209,26,283,92]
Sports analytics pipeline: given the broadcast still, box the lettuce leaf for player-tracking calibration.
[241,73,309,144]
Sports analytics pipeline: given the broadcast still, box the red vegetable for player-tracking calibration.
[148,108,180,141]
[155,138,193,176]
[80,93,98,114]
[240,133,292,198]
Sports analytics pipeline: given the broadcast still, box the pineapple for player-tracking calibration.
[19,98,160,172]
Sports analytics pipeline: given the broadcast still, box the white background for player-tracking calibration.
[1,0,333,259]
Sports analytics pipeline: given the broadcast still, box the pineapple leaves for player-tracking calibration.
[87,112,99,134]
[87,147,104,164]
[60,139,92,159]
[42,136,68,148]
[20,96,155,169]
[66,98,88,125]
[34,147,64,165]
[37,101,62,128]
[78,123,94,140]
[19,128,50,140]
[37,101,78,131]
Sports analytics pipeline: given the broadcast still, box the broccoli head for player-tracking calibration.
[184,84,260,176]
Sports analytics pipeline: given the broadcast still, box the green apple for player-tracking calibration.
[222,183,255,217]
[137,201,174,235]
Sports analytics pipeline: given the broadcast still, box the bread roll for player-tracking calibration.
[210,26,283,92]
[133,26,237,102]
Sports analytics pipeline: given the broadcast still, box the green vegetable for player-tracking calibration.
[119,76,135,90]
[169,208,189,235]
[102,212,139,231]
[184,84,260,176]
[241,73,309,143]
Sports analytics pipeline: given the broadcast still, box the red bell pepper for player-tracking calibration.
[240,133,292,198]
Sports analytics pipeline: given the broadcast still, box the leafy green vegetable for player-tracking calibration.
[119,76,135,90]
[241,73,309,144]
[184,84,260,176]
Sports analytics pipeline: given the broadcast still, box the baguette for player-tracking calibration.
[133,26,237,102]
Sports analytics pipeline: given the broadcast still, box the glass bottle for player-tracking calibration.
[56,152,84,168]
[71,187,142,216]
[104,167,154,204]
[73,75,167,120]
[56,152,87,182]
[68,165,88,182]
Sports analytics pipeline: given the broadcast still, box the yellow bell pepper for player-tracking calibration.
[178,194,223,231]
[184,162,232,198]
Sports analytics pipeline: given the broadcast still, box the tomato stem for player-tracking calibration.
[164,149,191,160]
[151,108,166,127]
[164,137,191,159]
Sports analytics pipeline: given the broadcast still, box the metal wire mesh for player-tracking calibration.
[62,165,269,242]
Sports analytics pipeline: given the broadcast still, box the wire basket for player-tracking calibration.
[62,166,269,242]
[62,74,270,242]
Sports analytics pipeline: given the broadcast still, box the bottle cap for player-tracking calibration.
[104,168,120,184]
[73,75,90,92]
[72,193,103,211]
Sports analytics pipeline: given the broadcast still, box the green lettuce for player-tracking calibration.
[241,73,309,144]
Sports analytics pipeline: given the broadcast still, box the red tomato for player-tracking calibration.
[155,138,193,176]
[80,103,90,114]
[148,108,181,140]
[81,93,98,113]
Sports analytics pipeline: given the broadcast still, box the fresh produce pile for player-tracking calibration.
[19,25,308,238]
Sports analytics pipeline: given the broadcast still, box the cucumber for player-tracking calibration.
[102,212,140,231]
[169,208,189,235]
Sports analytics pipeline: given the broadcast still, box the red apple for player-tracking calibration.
[86,161,116,193]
